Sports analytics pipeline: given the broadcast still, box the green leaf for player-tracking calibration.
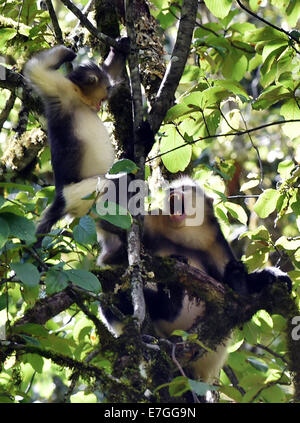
[199,87,231,109]
[204,0,232,19]
[257,310,273,328]
[223,52,248,82]
[168,376,190,396]
[247,357,269,373]
[0,217,9,248]
[165,103,192,122]
[160,125,192,173]
[39,333,74,355]
[0,28,17,49]
[213,79,249,100]
[45,270,69,295]
[253,86,290,110]
[240,180,259,192]
[0,182,35,194]
[280,100,300,140]
[23,353,44,374]
[243,321,259,344]
[262,385,285,403]
[275,236,300,251]
[65,269,101,293]
[224,202,248,225]
[219,386,243,402]
[20,0,38,25]
[243,27,287,43]
[12,323,49,337]
[240,225,270,242]
[2,213,36,244]
[109,159,139,175]
[0,293,7,311]
[11,263,40,288]
[253,189,281,218]
[261,40,288,63]
[70,392,97,403]
[96,201,132,230]
[19,334,41,347]
[73,216,97,245]
[278,160,295,178]
[188,379,218,395]
[286,0,300,26]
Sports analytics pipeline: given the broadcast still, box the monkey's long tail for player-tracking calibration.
[35,193,66,247]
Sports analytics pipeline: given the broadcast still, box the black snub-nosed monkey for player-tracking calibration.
[24,37,130,243]
[98,176,292,384]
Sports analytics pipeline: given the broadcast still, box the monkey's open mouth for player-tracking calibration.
[96,101,102,111]
[169,191,186,223]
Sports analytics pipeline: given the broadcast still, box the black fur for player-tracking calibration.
[25,39,129,243]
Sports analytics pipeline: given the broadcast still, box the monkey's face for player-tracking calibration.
[68,62,111,111]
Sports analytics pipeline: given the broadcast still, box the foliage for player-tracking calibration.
[0,0,299,404]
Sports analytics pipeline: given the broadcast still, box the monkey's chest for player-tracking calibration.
[73,109,116,178]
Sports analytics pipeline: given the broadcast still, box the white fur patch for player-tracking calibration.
[73,107,115,178]
[63,176,109,217]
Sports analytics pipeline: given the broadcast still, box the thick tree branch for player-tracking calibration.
[9,255,300,401]
[149,0,198,134]
[0,66,44,117]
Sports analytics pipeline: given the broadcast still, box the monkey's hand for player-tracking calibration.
[224,260,292,296]
[114,37,131,56]
[223,260,249,295]
[246,267,292,295]
[46,45,77,70]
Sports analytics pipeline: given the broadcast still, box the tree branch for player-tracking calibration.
[149,0,198,133]
[124,0,146,330]
[0,91,16,132]
[60,0,125,51]
[146,119,300,163]
[9,254,300,401]
[45,0,64,44]
[236,0,300,55]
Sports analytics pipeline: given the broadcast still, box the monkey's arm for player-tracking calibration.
[223,260,292,295]
[102,37,130,81]
[24,46,76,99]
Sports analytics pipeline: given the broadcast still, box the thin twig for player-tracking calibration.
[59,0,123,51]
[146,119,300,163]
[236,0,300,55]
[255,343,288,364]
[239,111,264,190]
[223,365,246,396]
[171,343,200,403]
[45,0,64,44]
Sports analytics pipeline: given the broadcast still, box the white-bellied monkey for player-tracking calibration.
[98,177,292,386]
[24,38,130,242]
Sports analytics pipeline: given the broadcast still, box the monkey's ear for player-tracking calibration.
[86,74,99,85]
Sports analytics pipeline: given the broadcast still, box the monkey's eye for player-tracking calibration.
[87,74,98,85]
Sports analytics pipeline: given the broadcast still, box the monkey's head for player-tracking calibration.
[145,179,218,250]
[68,62,111,111]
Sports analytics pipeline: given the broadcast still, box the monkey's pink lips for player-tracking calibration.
[96,101,102,112]
[170,213,186,223]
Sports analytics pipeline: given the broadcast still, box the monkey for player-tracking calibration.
[24,38,130,243]
[98,176,292,384]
